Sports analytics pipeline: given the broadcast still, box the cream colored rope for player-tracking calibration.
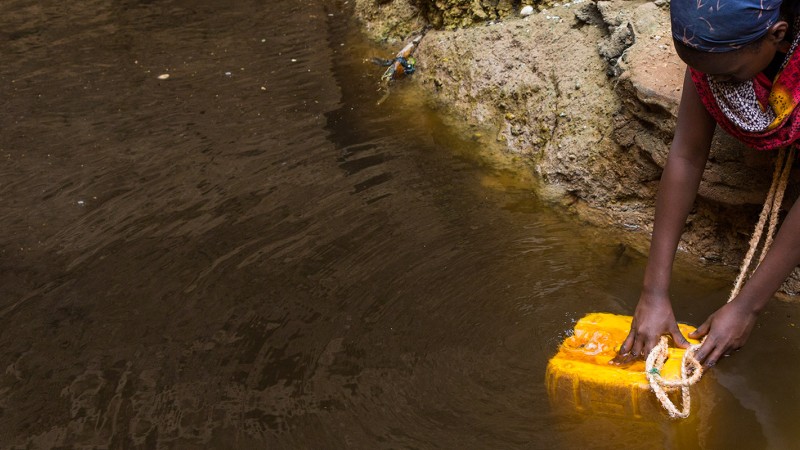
[645,337,703,418]
[729,146,795,301]
[646,146,795,419]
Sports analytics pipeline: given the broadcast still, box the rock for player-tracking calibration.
[354,0,546,40]
[574,2,604,26]
[520,5,534,16]
[596,0,630,28]
[410,3,624,213]
[353,0,426,42]
[353,0,800,291]
[598,22,634,61]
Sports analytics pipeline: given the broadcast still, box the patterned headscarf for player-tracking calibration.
[671,0,782,52]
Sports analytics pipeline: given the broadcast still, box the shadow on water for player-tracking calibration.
[2,0,800,448]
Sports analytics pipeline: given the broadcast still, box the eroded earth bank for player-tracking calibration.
[355,0,800,293]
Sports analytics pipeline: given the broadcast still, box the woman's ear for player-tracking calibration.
[768,21,789,44]
[767,21,790,52]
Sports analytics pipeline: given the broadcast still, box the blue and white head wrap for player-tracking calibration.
[671,0,782,52]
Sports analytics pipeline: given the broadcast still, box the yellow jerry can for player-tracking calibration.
[546,312,700,419]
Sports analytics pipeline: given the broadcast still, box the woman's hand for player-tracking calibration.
[615,292,690,363]
[689,300,758,367]
[611,69,714,367]
[686,188,800,369]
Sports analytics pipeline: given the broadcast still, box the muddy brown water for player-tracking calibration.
[3,0,800,448]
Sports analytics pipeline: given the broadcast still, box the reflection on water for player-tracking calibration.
[2,0,800,448]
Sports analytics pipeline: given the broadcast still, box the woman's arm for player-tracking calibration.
[617,69,717,358]
[692,191,800,366]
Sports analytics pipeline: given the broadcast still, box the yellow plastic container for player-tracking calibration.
[546,313,700,419]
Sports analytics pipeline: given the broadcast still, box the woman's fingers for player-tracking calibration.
[619,329,635,355]
[644,337,659,358]
[618,320,694,359]
[670,325,690,349]
[632,336,644,357]
[623,332,685,359]
[703,344,728,368]
[695,339,714,366]
[689,319,710,339]
[696,337,730,368]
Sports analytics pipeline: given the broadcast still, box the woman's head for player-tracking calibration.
[673,26,789,82]
[671,0,790,81]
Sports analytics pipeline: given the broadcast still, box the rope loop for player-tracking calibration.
[645,336,703,418]
[646,145,796,418]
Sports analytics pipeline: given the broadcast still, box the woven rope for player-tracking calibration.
[645,337,703,418]
[646,146,795,419]
[729,147,795,301]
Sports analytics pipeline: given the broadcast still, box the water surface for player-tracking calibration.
[2,0,800,448]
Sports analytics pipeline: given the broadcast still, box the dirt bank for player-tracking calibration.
[354,0,800,293]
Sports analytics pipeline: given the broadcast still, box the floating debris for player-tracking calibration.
[157,73,170,80]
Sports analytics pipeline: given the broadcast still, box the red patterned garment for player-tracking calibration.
[691,24,800,151]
